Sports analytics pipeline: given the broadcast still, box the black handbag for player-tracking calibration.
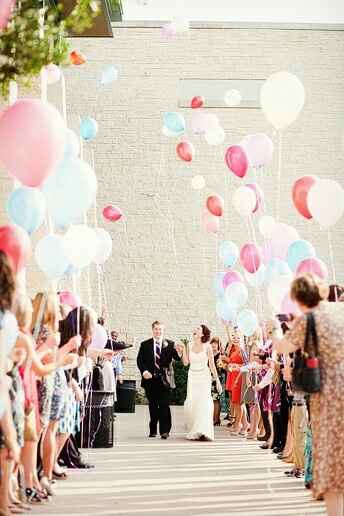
[292,312,321,393]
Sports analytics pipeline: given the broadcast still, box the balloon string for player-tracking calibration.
[9,82,19,192]
[276,131,282,222]
[327,229,337,285]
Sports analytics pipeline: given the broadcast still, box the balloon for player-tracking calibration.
[268,275,292,312]
[226,282,248,309]
[205,125,226,146]
[70,50,86,65]
[162,126,180,137]
[240,133,273,169]
[245,183,264,213]
[191,175,205,190]
[59,291,81,309]
[292,175,317,220]
[287,240,316,272]
[224,89,242,107]
[45,64,61,85]
[176,140,194,162]
[223,270,243,289]
[0,0,14,30]
[225,145,248,178]
[237,309,258,337]
[240,243,262,274]
[161,23,177,38]
[35,234,69,280]
[1,311,18,356]
[90,323,108,350]
[260,71,305,130]
[270,223,299,260]
[213,272,226,297]
[244,265,266,288]
[63,225,98,269]
[265,258,293,284]
[0,99,66,187]
[258,215,276,238]
[232,186,256,218]
[281,293,301,316]
[64,128,80,158]
[307,179,344,228]
[296,257,328,280]
[191,96,205,109]
[93,228,112,265]
[216,300,236,322]
[7,187,46,234]
[163,112,185,135]
[0,225,31,273]
[103,205,123,222]
[206,195,224,217]
[80,117,98,141]
[101,65,118,85]
[202,210,219,234]
[190,111,208,135]
[262,240,273,265]
[219,241,239,268]
[43,158,97,229]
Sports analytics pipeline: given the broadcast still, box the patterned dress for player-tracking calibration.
[285,301,344,499]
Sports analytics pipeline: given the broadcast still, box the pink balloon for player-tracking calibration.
[0,0,15,30]
[270,224,299,260]
[296,258,328,280]
[245,183,264,213]
[202,210,219,234]
[176,141,194,162]
[240,243,262,273]
[292,175,317,220]
[191,96,205,109]
[0,99,66,187]
[223,270,243,289]
[161,23,177,38]
[206,195,224,217]
[59,291,81,309]
[0,224,31,273]
[281,293,301,316]
[103,205,123,222]
[225,145,248,178]
[241,133,273,169]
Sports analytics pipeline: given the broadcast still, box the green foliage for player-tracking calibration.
[0,0,99,98]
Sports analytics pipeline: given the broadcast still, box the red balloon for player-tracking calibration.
[245,183,264,213]
[223,270,243,289]
[190,96,205,109]
[103,205,122,222]
[240,243,262,274]
[296,257,328,279]
[206,195,224,217]
[176,141,194,162]
[0,225,31,273]
[292,176,317,219]
[225,145,248,178]
[70,50,86,66]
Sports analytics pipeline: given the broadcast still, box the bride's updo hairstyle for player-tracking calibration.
[291,273,329,309]
[201,324,211,343]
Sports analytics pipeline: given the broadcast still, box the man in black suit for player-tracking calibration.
[137,321,182,439]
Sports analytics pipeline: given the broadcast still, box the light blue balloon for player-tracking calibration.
[219,240,239,268]
[245,265,266,288]
[35,234,70,280]
[64,128,80,159]
[7,187,46,234]
[216,300,237,322]
[101,65,118,85]
[43,157,97,229]
[226,282,248,309]
[80,117,98,141]
[265,258,292,284]
[213,272,225,297]
[163,112,185,135]
[287,239,316,272]
[237,309,258,337]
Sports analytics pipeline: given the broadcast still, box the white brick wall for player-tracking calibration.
[1,23,344,379]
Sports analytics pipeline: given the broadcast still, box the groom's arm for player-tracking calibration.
[137,342,150,375]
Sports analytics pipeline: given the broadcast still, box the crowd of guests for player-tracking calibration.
[0,251,125,516]
[210,275,344,516]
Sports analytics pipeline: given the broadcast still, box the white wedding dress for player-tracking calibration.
[184,344,214,441]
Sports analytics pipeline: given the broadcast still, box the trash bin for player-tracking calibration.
[115,380,136,413]
[78,391,114,448]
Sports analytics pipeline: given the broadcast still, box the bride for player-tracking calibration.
[181,324,222,441]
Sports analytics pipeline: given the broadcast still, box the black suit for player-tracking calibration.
[137,338,180,436]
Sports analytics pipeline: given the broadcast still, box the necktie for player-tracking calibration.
[155,341,161,370]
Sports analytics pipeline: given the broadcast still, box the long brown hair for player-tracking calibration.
[59,306,95,356]
[0,251,16,312]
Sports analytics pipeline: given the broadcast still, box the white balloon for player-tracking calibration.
[89,323,108,350]
[232,186,256,218]
[258,215,276,238]
[205,125,226,146]
[224,89,242,107]
[93,228,112,265]
[191,175,205,190]
[225,282,248,309]
[260,71,305,130]
[1,311,18,356]
[244,265,266,288]
[45,64,61,85]
[63,225,98,269]
[308,179,344,229]
[267,275,291,312]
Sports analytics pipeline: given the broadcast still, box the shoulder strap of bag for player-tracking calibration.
[305,312,318,356]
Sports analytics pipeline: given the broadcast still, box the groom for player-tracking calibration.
[137,321,182,439]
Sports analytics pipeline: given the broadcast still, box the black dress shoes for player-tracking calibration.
[260,443,270,450]
[149,433,157,438]
[272,446,283,454]
[161,433,169,440]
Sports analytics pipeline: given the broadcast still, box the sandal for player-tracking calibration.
[26,488,43,504]
[53,469,68,480]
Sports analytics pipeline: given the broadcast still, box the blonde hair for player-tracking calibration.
[31,292,59,335]
[291,273,329,308]
[14,294,32,331]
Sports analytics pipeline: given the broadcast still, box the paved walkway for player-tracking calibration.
[36,406,326,516]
